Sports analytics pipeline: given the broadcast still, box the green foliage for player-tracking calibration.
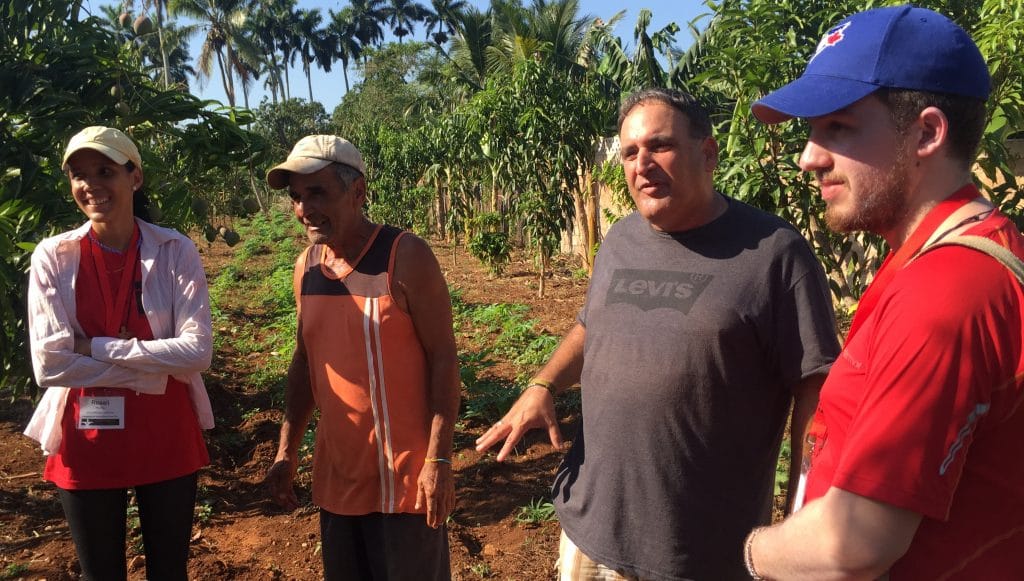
[692,0,1024,306]
[515,498,558,525]
[208,209,300,403]
[253,98,332,163]
[355,123,437,232]
[332,42,442,136]
[453,298,562,424]
[591,7,682,93]
[262,266,298,313]
[126,497,143,555]
[471,57,615,291]
[469,561,493,578]
[194,500,214,523]
[209,264,241,310]
[775,439,792,496]
[1,564,28,579]
[0,0,265,395]
[468,231,511,275]
[514,334,560,366]
[468,303,529,334]
[461,375,519,424]
[594,159,632,225]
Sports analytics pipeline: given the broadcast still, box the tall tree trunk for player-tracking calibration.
[270,67,279,105]
[215,48,234,108]
[342,63,350,92]
[155,1,170,88]
[283,54,292,100]
[224,45,238,107]
[583,168,599,274]
[489,166,500,213]
[305,60,314,102]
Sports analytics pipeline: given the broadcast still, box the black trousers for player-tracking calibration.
[57,471,198,581]
[320,510,451,581]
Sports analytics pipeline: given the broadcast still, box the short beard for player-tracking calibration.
[824,146,910,235]
[305,229,329,245]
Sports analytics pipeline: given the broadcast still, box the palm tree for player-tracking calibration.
[328,9,363,92]
[481,0,595,79]
[145,0,174,88]
[294,8,326,102]
[448,6,492,90]
[590,8,680,93]
[346,0,387,50]
[525,0,594,71]
[99,4,196,88]
[423,0,467,46]
[169,0,259,108]
[383,0,426,44]
[248,0,296,104]
[146,21,198,88]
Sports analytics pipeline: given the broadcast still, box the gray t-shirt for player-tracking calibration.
[553,197,839,581]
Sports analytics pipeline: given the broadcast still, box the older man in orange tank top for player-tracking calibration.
[263,135,460,581]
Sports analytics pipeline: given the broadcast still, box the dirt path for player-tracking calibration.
[0,237,589,580]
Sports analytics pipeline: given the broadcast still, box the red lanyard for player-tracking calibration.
[846,184,980,342]
[89,225,141,337]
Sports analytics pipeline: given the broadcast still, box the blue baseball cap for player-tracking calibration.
[753,5,990,124]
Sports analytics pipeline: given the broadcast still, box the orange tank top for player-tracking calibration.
[294,225,430,515]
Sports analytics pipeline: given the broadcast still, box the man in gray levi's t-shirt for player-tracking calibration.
[476,87,839,581]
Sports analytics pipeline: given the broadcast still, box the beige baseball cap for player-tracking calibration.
[62,126,142,171]
[266,135,366,189]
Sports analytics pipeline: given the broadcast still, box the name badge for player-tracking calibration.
[78,396,125,430]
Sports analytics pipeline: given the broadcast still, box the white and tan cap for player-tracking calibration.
[62,126,142,171]
[266,134,366,189]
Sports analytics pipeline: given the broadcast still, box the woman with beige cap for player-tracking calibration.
[23,126,214,580]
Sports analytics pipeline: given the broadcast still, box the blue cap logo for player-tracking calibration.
[812,21,851,62]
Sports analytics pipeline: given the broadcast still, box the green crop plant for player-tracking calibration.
[513,334,560,366]
[469,303,529,334]
[208,264,242,308]
[261,266,298,314]
[195,501,214,524]
[775,439,792,497]
[515,498,557,525]
[467,231,511,276]
[1,564,28,579]
[469,562,492,578]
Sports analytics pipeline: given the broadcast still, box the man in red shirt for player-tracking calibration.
[745,5,1024,580]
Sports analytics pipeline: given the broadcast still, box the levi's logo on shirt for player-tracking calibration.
[605,269,713,313]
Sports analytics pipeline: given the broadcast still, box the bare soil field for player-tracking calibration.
[0,236,591,580]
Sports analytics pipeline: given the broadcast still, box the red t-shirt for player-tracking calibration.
[44,233,208,489]
[804,212,1024,579]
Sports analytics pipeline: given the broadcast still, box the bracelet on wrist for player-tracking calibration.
[522,378,557,395]
[425,457,452,464]
[744,526,768,580]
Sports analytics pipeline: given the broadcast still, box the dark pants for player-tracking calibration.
[320,510,451,581]
[58,472,198,581]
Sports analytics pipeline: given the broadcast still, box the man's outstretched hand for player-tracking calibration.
[474,386,564,462]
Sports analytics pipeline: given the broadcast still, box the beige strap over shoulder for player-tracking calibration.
[924,235,1024,285]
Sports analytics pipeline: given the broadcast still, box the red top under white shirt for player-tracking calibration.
[44,230,208,489]
[804,187,1024,579]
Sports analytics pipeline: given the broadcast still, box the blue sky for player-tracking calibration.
[83,0,712,111]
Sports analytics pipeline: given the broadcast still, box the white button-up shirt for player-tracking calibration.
[24,219,214,454]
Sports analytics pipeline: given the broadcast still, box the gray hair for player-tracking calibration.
[332,163,364,191]
[618,88,712,139]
